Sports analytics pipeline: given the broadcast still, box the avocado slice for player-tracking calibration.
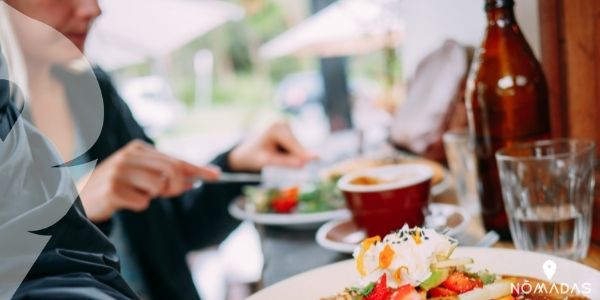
[419,268,450,291]
[474,271,496,285]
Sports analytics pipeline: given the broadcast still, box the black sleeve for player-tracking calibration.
[93,67,152,146]
[79,68,153,237]
[13,204,137,300]
[91,219,114,239]
[0,79,137,299]
[172,149,250,251]
[0,79,21,141]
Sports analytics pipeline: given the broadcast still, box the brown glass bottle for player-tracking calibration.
[465,0,550,240]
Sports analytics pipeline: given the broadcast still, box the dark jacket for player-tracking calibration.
[68,67,244,300]
[9,66,243,299]
[2,78,136,299]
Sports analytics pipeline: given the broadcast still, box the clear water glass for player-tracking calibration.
[443,128,480,216]
[496,139,595,261]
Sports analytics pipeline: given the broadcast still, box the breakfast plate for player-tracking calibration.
[247,247,600,299]
[315,203,470,253]
[228,196,352,226]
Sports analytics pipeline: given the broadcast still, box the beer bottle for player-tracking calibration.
[465,0,550,240]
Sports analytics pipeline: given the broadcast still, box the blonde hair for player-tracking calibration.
[0,2,29,107]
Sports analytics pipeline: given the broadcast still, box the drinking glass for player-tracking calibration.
[496,139,595,260]
[443,128,480,216]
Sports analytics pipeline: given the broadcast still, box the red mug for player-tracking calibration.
[338,164,433,237]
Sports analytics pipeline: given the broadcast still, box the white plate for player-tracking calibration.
[247,247,600,300]
[315,203,470,253]
[228,197,351,226]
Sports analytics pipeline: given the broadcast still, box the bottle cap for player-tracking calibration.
[485,0,514,10]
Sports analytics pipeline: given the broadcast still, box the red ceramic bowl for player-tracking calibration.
[337,164,433,237]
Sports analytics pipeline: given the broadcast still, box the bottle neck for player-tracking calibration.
[485,0,517,27]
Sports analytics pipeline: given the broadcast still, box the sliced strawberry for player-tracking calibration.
[442,272,478,293]
[474,278,484,289]
[390,284,418,300]
[365,274,392,300]
[428,287,458,297]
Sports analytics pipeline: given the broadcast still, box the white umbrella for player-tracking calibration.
[86,0,244,70]
[260,0,404,59]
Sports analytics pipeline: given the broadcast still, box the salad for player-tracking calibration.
[243,179,345,214]
[325,225,516,300]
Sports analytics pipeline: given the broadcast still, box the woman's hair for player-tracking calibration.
[0,2,29,107]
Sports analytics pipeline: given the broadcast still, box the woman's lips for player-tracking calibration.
[66,33,88,48]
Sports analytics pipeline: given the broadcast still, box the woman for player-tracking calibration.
[4,1,314,299]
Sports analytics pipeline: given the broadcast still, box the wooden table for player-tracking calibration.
[582,244,600,269]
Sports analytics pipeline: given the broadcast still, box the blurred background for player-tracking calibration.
[84,1,542,299]
[85,0,540,165]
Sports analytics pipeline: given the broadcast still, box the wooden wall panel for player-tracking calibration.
[539,0,600,155]
[540,0,600,244]
[538,0,566,138]
[562,0,600,143]
[596,9,600,151]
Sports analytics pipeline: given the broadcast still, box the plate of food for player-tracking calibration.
[229,181,351,226]
[316,203,470,253]
[248,225,599,300]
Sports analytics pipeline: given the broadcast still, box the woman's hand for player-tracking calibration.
[77,140,220,222]
[228,122,316,172]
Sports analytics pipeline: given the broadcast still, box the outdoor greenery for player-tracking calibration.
[167,0,314,108]
[112,0,403,136]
